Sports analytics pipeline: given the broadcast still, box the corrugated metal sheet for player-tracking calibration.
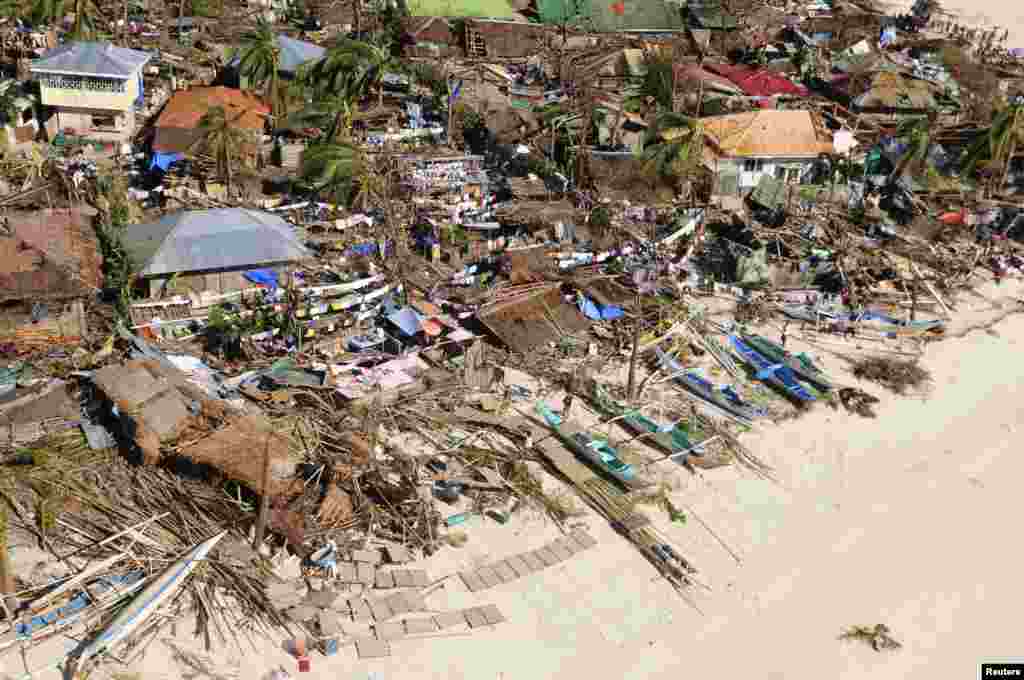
[0,208,101,301]
[123,208,312,277]
[477,284,590,354]
[704,110,833,159]
[30,41,150,78]
[154,86,268,153]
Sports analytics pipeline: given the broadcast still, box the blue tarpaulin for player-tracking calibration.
[150,151,184,171]
[244,269,280,289]
[347,243,378,257]
[577,295,625,321]
[388,307,423,336]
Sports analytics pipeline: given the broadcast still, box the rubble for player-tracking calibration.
[0,0,1021,671]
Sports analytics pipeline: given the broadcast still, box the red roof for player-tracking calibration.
[704,64,809,98]
[154,86,269,151]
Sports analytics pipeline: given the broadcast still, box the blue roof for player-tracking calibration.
[30,41,151,78]
[229,34,325,75]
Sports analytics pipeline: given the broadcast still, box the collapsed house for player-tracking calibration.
[151,86,270,169]
[0,208,100,350]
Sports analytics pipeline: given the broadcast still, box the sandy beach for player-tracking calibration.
[3,279,1008,680]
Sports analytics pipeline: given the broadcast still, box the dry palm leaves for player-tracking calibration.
[839,624,903,652]
[837,387,880,418]
[852,357,932,395]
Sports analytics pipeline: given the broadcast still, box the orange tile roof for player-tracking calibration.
[155,86,269,133]
[703,110,833,159]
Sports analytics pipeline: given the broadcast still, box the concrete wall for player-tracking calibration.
[49,107,136,143]
[716,157,814,190]
[146,264,289,299]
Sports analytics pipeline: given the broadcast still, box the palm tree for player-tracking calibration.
[236,19,284,121]
[283,94,353,142]
[303,37,402,107]
[963,102,1024,194]
[30,0,65,26]
[888,114,934,185]
[70,0,100,38]
[639,111,705,197]
[188,105,252,197]
[299,140,364,206]
[0,79,35,132]
[298,39,373,102]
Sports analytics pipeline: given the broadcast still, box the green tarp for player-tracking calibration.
[750,174,786,210]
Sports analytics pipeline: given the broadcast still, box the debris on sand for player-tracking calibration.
[852,357,933,396]
[839,624,903,652]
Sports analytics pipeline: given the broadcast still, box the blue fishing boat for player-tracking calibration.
[741,333,834,392]
[728,335,816,404]
[536,403,637,484]
[654,347,758,425]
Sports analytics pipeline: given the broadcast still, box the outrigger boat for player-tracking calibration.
[654,347,759,426]
[728,335,816,404]
[536,403,641,487]
[587,382,706,466]
[74,531,227,665]
[741,333,834,392]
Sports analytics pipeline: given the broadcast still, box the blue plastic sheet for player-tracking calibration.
[347,243,378,257]
[577,296,625,321]
[149,151,184,171]
[244,269,280,289]
[388,307,422,336]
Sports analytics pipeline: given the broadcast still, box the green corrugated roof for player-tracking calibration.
[539,0,684,32]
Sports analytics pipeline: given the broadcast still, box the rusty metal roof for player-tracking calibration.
[0,208,102,302]
[704,110,833,159]
[477,284,590,354]
[153,87,269,152]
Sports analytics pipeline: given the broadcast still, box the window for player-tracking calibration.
[743,159,764,172]
[774,166,786,179]
[37,74,126,94]
[91,115,117,129]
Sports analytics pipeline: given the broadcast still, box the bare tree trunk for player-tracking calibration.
[253,435,271,550]
[627,293,641,401]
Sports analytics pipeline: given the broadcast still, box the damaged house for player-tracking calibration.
[703,110,834,193]
[121,208,312,299]
[0,208,100,349]
[151,86,269,169]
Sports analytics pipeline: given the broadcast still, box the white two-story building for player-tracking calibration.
[30,42,151,146]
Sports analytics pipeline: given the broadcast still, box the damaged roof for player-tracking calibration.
[30,41,150,78]
[123,208,312,277]
[705,63,810,97]
[477,284,591,354]
[0,208,102,302]
[704,110,833,158]
[153,86,269,154]
[228,34,325,75]
[852,71,938,111]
